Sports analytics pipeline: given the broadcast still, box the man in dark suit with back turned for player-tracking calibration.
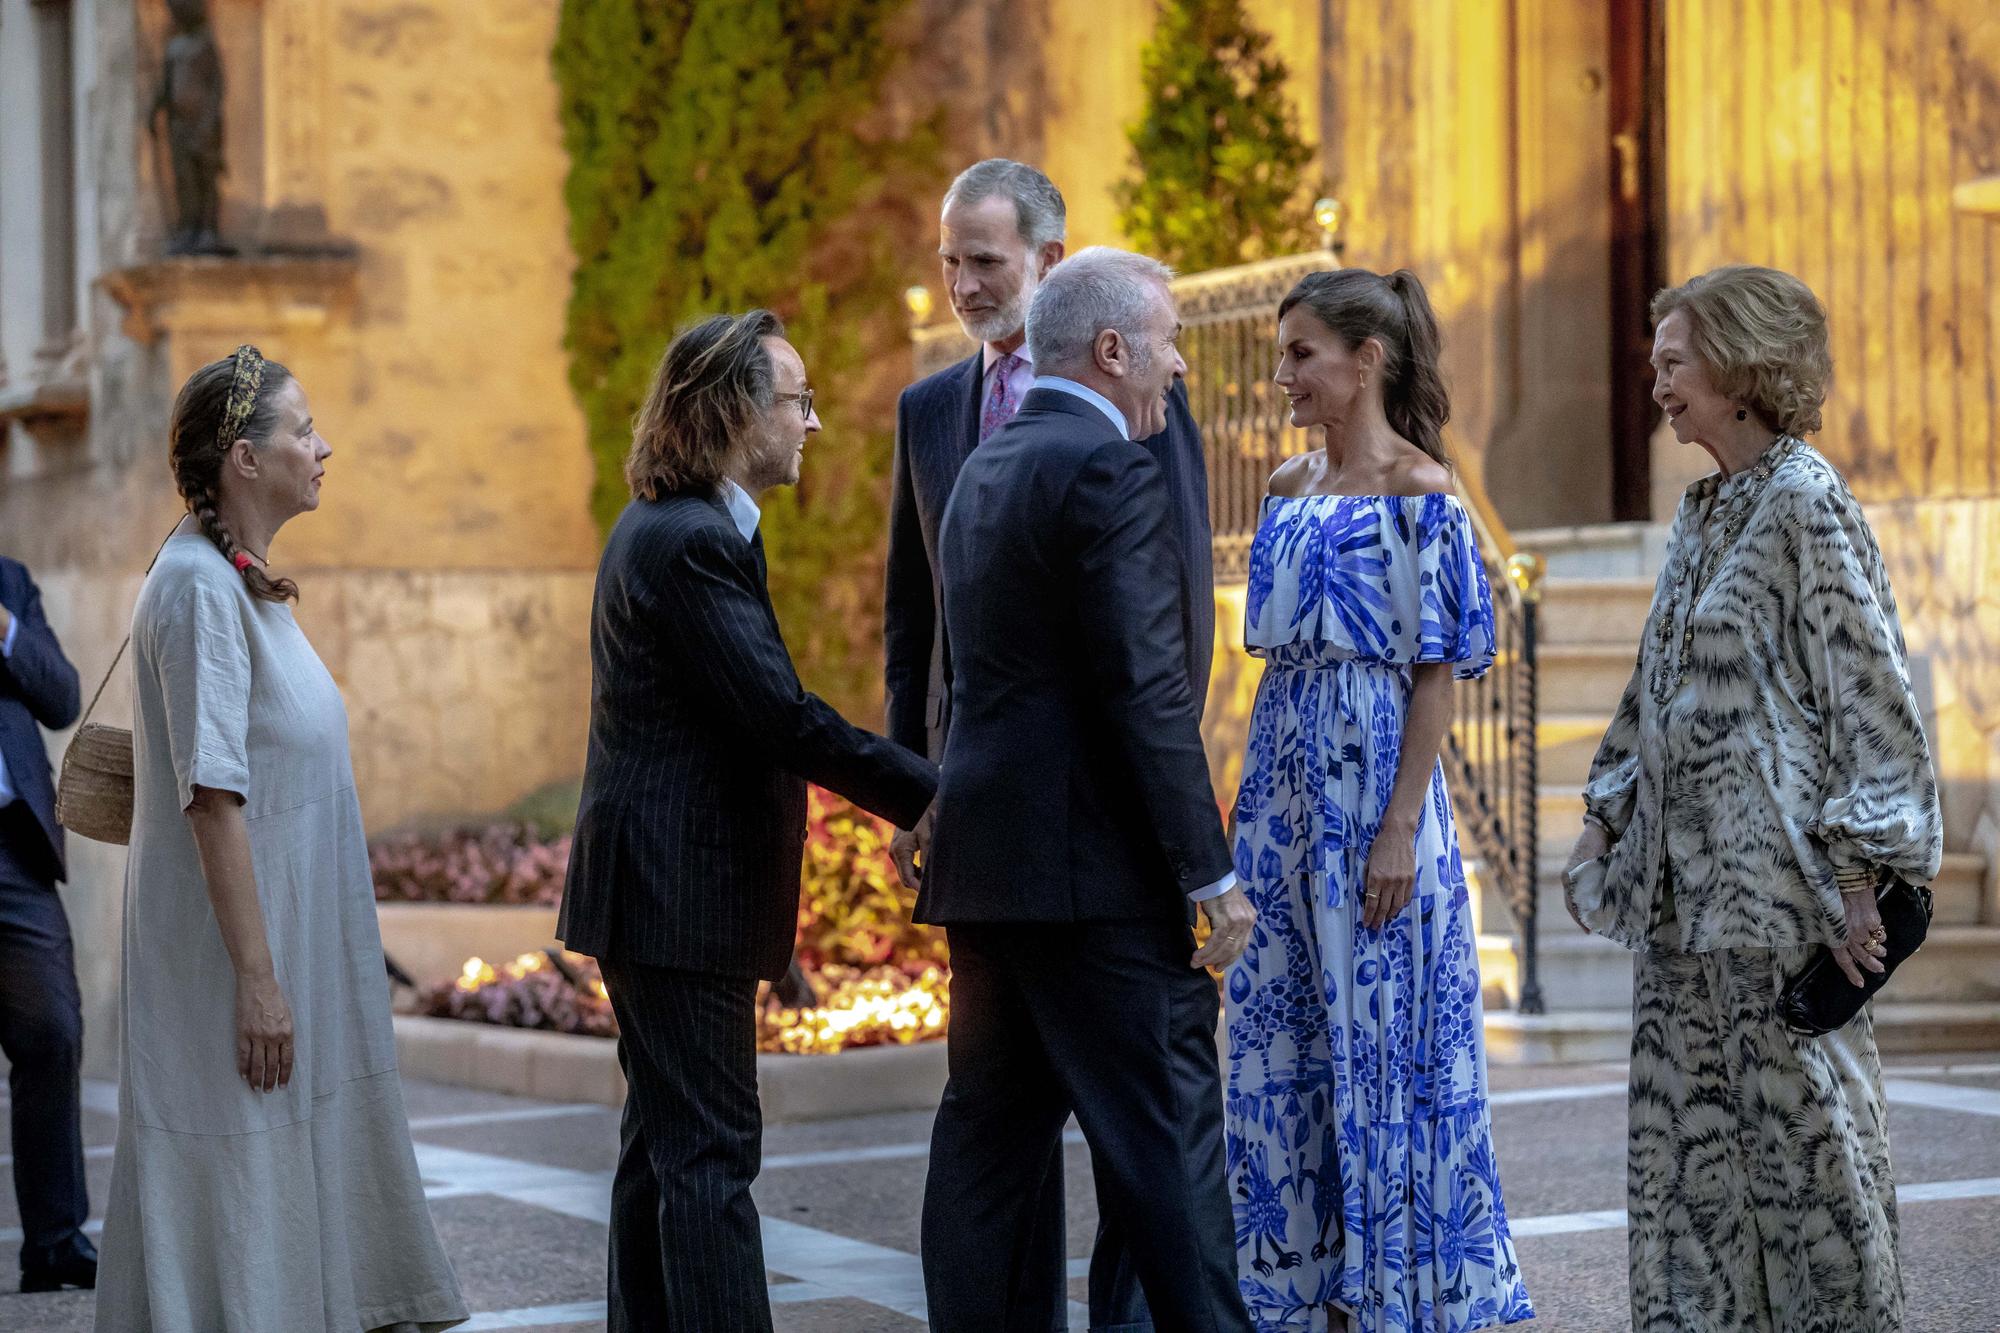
[886,158,1217,1333]
[0,556,96,1294]
[559,311,937,1333]
[915,248,1256,1332]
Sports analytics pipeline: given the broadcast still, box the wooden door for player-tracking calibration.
[1606,0,1666,520]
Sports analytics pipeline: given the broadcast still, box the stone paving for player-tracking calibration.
[7,1054,2000,1331]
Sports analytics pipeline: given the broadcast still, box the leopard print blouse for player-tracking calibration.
[1579,438,1943,952]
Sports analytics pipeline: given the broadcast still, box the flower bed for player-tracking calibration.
[421,950,948,1055]
[371,823,569,906]
[388,788,950,1055]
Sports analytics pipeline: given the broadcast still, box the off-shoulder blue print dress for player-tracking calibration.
[1225,493,1532,1332]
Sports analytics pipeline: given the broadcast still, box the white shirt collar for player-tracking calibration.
[1028,375,1130,440]
[717,478,761,541]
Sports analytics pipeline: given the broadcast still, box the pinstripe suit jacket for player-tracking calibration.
[885,353,1214,761]
[559,489,938,980]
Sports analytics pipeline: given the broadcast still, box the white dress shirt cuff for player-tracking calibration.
[1188,871,1236,903]
[0,614,16,658]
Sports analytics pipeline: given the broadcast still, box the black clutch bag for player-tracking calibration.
[1778,872,1933,1036]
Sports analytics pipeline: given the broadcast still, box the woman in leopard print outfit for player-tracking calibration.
[1562,265,1942,1332]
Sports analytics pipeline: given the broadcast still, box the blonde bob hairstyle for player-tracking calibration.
[626,309,783,499]
[1649,265,1832,437]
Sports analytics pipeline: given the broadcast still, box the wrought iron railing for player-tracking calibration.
[906,240,1545,1013]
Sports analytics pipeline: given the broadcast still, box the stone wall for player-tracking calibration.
[1867,496,2000,862]
[1028,0,1622,533]
[1659,0,2000,852]
[32,563,593,1071]
[0,1,601,1075]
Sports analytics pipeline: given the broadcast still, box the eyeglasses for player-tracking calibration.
[773,389,815,420]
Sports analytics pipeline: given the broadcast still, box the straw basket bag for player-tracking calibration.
[54,525,178,846]
[55,714,137,843]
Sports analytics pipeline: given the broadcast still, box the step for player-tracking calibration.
[1533,712,1615,787]
[1479,930,1637,1010]
[1881,926,2000,1003]
[1483,1008,1633,1065]
[1538,784,1586,832]
[1536,644,1637,714]
[1504,852,1984,924]
[1473,849,1992,945]
[1480,917,2000,1017]
[1537,577,1657,648]
[1506,849,1991,927]
[1482,1002,2000,1064]
[1514,521,1671,580]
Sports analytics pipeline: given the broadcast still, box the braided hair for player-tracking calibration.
[168,346,302,603]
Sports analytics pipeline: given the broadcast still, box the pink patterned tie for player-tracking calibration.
[980,353,1024,443]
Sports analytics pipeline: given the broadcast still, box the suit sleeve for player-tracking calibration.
[1161,383,1215,716]
[0,568,82,731]
[882,389,934,756]
[1065,440,1232,897]
[655,524,937,829]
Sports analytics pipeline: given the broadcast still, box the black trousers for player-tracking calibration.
[922,920,1251,1333]
[1018,1144,1155,1331]
[598,959,770,1333]
[0,811,92,1274]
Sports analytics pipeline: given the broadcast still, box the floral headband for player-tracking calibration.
[218,344,267,449]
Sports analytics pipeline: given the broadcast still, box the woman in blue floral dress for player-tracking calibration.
[1225,269,1532,1333]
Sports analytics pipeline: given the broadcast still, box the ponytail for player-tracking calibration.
[1382,270,1450,468]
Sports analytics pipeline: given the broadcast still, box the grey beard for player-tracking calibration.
[955,297,1026,345]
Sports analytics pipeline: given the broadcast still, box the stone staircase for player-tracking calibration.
[1470,524,2000,1061]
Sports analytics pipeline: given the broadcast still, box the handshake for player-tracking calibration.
[887,803,1256,970]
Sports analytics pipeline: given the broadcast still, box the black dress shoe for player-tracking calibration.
[20,1252,96,1293]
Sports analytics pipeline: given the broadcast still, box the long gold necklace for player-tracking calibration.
[1646,436,1794,706]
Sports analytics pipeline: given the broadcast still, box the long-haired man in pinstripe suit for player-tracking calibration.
[559,310,938,1333]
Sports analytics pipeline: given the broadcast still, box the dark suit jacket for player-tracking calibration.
[559,490,938,981]
[0,557,81,884]
[916,391,1232,926]
[885,352,1213,761]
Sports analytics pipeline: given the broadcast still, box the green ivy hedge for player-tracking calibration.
[553,0,943,719]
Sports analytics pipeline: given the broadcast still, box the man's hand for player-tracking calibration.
[1191,886,1256,970]
[891,803,934,890]
[0,604,12,639]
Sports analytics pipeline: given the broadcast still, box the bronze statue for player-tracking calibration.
[150,0,227,255]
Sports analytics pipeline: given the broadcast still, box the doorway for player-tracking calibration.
[1606,0,1665,521]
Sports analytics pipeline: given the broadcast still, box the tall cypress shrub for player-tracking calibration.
[1115,0,1319,271]
[554,0,940,719]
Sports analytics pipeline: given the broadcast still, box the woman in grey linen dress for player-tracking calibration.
[1561,268,1942,1332]
[95,347,466,1332]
